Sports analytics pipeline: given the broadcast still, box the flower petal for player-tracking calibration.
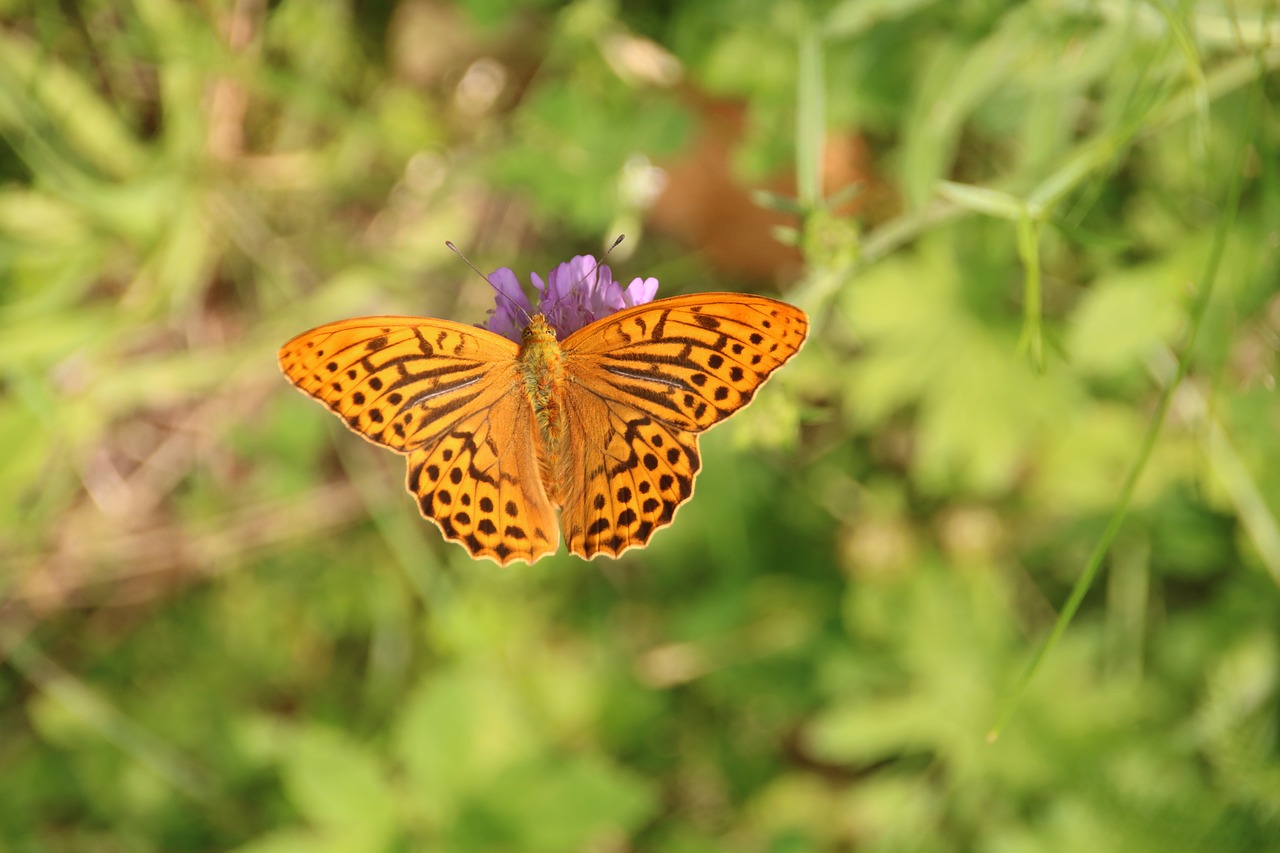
[484,266,534,342]
[622,276,659,307]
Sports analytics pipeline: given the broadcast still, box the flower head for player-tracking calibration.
[484,255,660,342]
[483,266,536,342]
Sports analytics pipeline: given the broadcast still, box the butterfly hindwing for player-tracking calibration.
[405,389,558,565]
[558,389,700,559]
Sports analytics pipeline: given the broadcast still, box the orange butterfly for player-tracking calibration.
[278,258,807,565]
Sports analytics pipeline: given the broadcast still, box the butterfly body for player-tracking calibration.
[517,314,571,504]
[279,293,808,565]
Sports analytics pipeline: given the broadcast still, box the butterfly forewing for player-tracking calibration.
[278,316,520,451]
[562,294,809,432]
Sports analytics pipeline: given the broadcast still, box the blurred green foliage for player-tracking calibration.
[2,0,1279,850]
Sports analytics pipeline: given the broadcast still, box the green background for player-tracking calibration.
[2,1,1279,850]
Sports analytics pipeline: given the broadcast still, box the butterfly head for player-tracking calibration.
[521,314,559,345]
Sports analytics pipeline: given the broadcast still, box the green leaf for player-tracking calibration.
[843,234,1079,494]
[1067,259,1189,378]
[393,667,535,823]
[0,31,146,177]
[279,726,396,851]
[232,829,344,853]
[471,753,656,852]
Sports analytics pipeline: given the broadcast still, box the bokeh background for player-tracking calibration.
[3,1,1279,850]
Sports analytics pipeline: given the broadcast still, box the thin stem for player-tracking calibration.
[795,15,825,212]
[988,67,1260,741]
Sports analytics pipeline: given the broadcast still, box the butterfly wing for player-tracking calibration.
[404,388,559,564]
[556,390,701,559]
[558,293,808,559]
[278,316,558,565]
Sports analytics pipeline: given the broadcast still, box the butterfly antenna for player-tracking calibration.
[446,240,532,324]
[543,234,626,316]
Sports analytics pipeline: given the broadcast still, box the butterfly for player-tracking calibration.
[278,288,807,565]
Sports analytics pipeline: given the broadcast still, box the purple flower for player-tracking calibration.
[484,255,660,342]
[484,266,536,342]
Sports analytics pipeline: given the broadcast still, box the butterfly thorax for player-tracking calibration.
[518,315,570,504]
